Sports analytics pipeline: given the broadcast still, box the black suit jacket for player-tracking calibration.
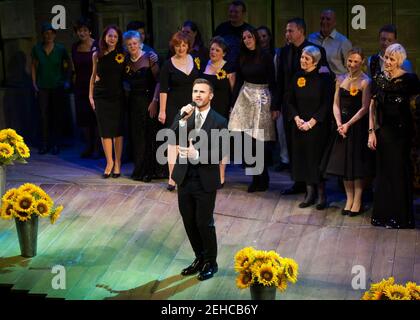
[170,108,228,192]
[277,40,332,111]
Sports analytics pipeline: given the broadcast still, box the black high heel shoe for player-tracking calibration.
[298,185,316,208]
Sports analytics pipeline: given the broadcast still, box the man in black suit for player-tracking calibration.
[277,17,332,195]
[170,78,228,281]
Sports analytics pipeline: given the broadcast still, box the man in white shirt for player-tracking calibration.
[308,9,352,76]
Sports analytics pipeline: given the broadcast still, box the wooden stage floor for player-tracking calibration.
[1,148,419,300]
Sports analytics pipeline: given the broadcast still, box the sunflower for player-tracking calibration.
[234,247,255,272]
[361,291,371,300]
[15,141,30,158]
[371,289,389,300]
[0,131,7,142]
[406,282,420,300]
[115,53,125,64]
[34,199,51,218]
[50,205,63,224]
[216,69,227,80]
[283,258,299,284]
[14,192,35,213]
[0,142,14,159]
[2,188,18,202]
[370,277,394,293]
[256,263,278,287]
[267,251,282,266]
[14,210,32,222]
[0,201,16,220]
[276,274,288,292]
[384,284,411,300]
[297,77,306,88]
[194,57,201,70]
[236,272,253,289]
[350,87,359,96]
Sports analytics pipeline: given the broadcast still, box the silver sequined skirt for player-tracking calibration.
[228,82,276,141]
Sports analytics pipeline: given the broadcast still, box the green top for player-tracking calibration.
[31,42,70,89]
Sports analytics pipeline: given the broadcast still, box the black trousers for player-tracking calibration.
[38,87,64,148]
[178,173,217,264]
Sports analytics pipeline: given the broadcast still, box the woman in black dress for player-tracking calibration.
[201,36,236,186]
[159,31,200,190]
[123,30,160,182]
[72,18,99,158]
[288,46,334,209]
[228,27,279,192]
[368,43,420,229]
[324,48,373,216]
[89,25,125,178]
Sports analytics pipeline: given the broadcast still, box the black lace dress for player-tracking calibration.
[371,72,420,228]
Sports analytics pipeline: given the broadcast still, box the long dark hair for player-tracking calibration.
[98,25,123,58]
[239,26,262,65]
[257,25,274,55]
[182,20,204,49]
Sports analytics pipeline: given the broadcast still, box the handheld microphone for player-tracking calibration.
[180,101,197,119]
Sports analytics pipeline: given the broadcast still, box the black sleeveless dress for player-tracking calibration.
[201,61,234,120]
[324,87,373,180]
[93,50,125,138]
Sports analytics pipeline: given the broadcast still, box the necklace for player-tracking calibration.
[130,51,143,62]
[348,71,362,81]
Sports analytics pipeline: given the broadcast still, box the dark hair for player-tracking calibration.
[182,20,204,49]
[346,47,365,61]
[169,31,192,54]
[210,36,229,53]
[126,21,146,32]
[73,17,92,33]
[257,25,274,53]
[239,26,262,65]
[379,24,397,38]
[193,78,214,93]
[98,25,123,58]
[287,17,306,35]
[230,0,246,12]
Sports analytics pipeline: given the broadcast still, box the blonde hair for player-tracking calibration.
[385,43,407,67]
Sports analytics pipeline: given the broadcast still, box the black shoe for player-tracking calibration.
[131,174,143,181]
[167,183,176,192]
[298,199,315,208]
[51,146,60,155]
[142,175,152,183]
[349,209,363,217]
[38,147,49,155]
[181,258,203,276]
[111,173,121,178]
[316,201,327,210]
[103,172,111,179]
[197,262,218,281]
[341,209,350,216]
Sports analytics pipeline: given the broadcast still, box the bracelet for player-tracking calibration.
[368,128,375,133]
[307,122,312,129]
[153,97,159,102]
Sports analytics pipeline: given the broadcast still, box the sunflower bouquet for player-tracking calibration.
[234,247,299,292]
[362,277,420,300]
[0,128,30,166]
[0,183,63,224]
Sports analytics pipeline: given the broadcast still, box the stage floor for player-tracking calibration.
[1,147,419,300]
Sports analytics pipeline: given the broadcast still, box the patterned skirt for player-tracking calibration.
[228,82,276,141]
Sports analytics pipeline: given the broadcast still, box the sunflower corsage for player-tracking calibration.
[297,77,306,88]
[194,57,201,70]
[361,277,420,300]
[0,128,30,166]
[234,247,298,292]
[349,86,359,96]
[0,183,63,224]
[115,53,125,64]
[216,69,227,80]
